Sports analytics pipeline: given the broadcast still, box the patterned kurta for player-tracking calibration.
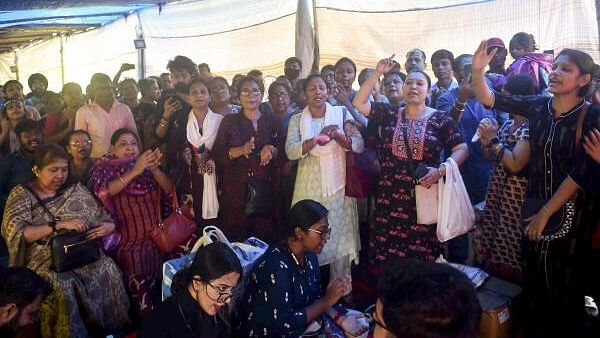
[477,119,529,282]
[368,103,464,264]
[237,245,322,337]
[285,112,363,267]
[1,183,130,338]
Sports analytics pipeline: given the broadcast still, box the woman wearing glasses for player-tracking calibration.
[65,130,94,185]
[213,76,283,242]
[140,242,242,338]
[237,199,351,337]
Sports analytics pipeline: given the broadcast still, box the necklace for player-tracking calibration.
[288,247,305,272]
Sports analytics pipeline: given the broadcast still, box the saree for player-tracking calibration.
[1,183,130,338]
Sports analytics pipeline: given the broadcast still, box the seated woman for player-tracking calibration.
[237,199,352,337]
[139,242,242,338]
[64,130,94,185]
[89,128,173,319]
[1,143,129,337]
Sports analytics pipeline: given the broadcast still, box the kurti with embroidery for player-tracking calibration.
[368,103,464,264]
[237,245,321,337]
[285,110,363,267]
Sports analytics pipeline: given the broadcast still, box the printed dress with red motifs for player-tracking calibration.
[368,103,464,264]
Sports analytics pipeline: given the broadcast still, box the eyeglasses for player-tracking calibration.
[372,312,391,332]
[195,279,235,303]
[307,227,331,240]
[240,88,262,97]
[272,92,290,99]
[69,140,92,148]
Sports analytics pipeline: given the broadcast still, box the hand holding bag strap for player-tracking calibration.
[399,110,418,185]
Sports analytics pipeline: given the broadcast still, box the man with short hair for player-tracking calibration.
[0,267,52,337]
[134,78,161,148]
[159,72,174,90]
[0,119,43,264]
[404,48,427,72]
[0,119,43,212]
[373,259,481,338]
[118,78,140,110]
[25,73,48,116]
[430,49,458,107]
[283,57,302,87]
[74,73,137,158]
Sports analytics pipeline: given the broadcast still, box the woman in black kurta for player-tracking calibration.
[139,242,242,338]
[472,43,600,337]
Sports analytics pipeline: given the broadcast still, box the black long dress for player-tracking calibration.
[491,93,600,337]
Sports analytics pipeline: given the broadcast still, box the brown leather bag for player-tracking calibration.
[150,191,197,253]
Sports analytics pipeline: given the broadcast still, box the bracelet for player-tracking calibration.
[438,163,446,176]
[228,149,234,160]
[495,145,506,163]
[541,205,552,214]
[118,175,127,187]
[488,90,496,108]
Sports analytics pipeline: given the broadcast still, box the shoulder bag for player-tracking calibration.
[520,103,588,240]
[23,184,101,272]
[151,189,198,253]
[400,111,439,225]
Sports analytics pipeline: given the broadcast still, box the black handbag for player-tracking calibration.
[51,232,101,272]
[244,175,272,216]
[520,103,588,240]
[521,198,576,240]
[24,184,101,272]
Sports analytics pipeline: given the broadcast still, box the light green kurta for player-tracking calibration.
[285,111,363,266]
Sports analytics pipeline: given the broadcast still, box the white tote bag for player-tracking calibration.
[436,158,475,242]
[416,183,442,225]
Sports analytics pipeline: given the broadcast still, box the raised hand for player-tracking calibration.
[376,54,395,75]
[133,150,154,175]
[472,40,497,73]
[58,218,87,233]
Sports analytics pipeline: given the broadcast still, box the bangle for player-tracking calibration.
[488,90,496,108]
[542,205,552,214]
[495,145,506,163]
[228,149,234,160]
[438,163,446,176]
[118,175,127,187]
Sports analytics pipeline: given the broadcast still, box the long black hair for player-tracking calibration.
[279,200,328,241]
[171,242,242,295]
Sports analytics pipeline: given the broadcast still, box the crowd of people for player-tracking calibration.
[0,31,599,338]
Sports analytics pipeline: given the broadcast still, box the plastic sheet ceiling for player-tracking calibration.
[0,1,170,53]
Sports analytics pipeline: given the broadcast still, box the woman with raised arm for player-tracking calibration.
[471,41,600,337]
[353,57,468,266]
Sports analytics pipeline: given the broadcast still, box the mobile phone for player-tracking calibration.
[414,163,429,180]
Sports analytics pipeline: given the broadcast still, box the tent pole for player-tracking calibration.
[312,0,319,73]
[136,12,146,79]
[59,34,65,86]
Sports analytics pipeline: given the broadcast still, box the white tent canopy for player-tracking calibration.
[1,0,598,92]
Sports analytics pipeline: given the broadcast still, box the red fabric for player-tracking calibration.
[42,111,67,138]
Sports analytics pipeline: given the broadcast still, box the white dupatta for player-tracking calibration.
[299,103,347,197]
[186,109,223,219]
